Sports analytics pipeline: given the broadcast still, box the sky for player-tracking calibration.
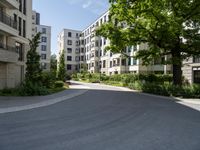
[33,0,109,55]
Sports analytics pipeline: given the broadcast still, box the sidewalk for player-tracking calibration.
[0,89,88,114]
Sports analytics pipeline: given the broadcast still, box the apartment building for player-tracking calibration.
[182,57,200,84]
[57,29,82,74]
[32,11,51,71]
[0,0,32,89]
[58,11,170,76]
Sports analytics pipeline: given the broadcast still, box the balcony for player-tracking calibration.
[0,42,19,63]
[0,0,19,9]
[0,11,18,36]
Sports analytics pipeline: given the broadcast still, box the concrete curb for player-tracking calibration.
[0,90,88,114]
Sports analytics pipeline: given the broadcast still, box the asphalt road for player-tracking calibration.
[0,83,200,150]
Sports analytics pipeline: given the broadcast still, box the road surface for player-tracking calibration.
[0,82,200,150]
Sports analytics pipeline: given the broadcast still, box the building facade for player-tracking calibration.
[0,0,32,89]
[182,57,200,84]
[57,29,82,74]
[58,11,170,76]
[32,11,51,71]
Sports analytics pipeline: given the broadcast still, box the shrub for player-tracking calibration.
[54,81,64,88]
[65,74,71,80]
[41,72,56,88]
[18,82,49,96]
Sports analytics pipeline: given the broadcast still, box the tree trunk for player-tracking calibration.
[172,50,182,86]
[173,64,182,85]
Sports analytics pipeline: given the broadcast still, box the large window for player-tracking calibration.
[67,48,72,53]
[193,70,200,84]
[16,42,23,61]
[67,40,72,45]
[41,45,46,51]
[193,56,200,63]
[41,37,47,42]
[67,56,72,61]
[67,64,72,70]
[42,28,46,34]
[41,54,46,60]
[68,32,72,37]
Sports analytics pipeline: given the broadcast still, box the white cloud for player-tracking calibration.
[65,0,109,15]
[82,0,92,9]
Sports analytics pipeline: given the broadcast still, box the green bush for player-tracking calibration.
[65,74,71,80]
[54,81,64,88]
[18,82,49,96]
[41,72,56,88]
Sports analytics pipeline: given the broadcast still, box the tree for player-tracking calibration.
[50,54,57,72]
[97,0,200,85]
[57,50,66,81]
[26,32,42,83]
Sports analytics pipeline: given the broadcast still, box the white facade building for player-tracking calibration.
[32,11,51,71]
[58,11,170,76]
[57,29,82,74]
[0,0,33,89]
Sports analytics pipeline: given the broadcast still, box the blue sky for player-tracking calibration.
[33,0,109,55]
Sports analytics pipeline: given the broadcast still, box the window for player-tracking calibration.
[23,20,26,38]
[122,59,126,66]
[41,45,46,51]
[133,45,137,51]
[16,42,23,61]
[81,56,84,61]
[75,56,80,61]
[76,41,79,46]
[193,69,200,83]
[81,48,84,53]
[128,46,132,53]
[41,37,47,42]
[41,54,46,60]
[67,65,72,70]
[132,58,137,65]
[128,58,131,66]
[193,56,200,63]
[67,48,72,53]
[68,32,72,37]
[18,17,22,36]
[103,60,106,68]
[67,56,72,61]
[76,33,79,37]
[110,61,112,68]
[104,38,106,45]
[76,48,80,54]
[23,0,26,15]
[42,28,46,34]
[67,40,72,45]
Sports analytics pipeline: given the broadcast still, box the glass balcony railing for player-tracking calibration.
[0,11,17,30]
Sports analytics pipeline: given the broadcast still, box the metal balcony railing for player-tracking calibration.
[0,41,18,53]
[0,11,17,30]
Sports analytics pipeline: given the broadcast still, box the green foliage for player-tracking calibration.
[18,82,49,96]
[50,54,57,78]
[41,72,56,88]
[97,0,200,85]
[57,50,66,81]
[26,32,42,84]
[54,81,64,88]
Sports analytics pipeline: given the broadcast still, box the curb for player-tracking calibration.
[0,90,88,114]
